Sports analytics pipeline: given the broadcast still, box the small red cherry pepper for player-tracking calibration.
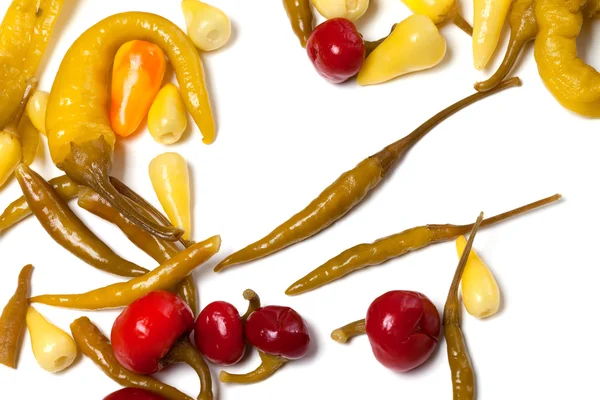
[103,388,166,400]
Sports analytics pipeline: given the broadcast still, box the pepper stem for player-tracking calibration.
[4,79,38,134]
[363,24,397,58]
[219,351,288,384]
[373,77,522,175]
[242,289,261,321]
[331,319,366,343]
[164,338,213,400]
[475,37,528,92]
[452,13,473,36]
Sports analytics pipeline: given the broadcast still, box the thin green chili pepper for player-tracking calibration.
[286,193,561,295]
[330,319,366,344]
[219,351,288,384]
[214,78,522,273]
[282,0,314,47]
[164,338,214,400]
[0,264,33,368]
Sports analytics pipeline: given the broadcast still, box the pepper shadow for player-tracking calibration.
[354,0,381,33]
[578,21,600,70]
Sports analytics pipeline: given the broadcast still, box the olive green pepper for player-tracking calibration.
[282,0,314,47]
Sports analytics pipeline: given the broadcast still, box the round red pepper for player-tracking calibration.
[111,290,194,374]
[103,388,166,400]
[194,301,246,366]
[365,290,440,372]
[306,18,365,84]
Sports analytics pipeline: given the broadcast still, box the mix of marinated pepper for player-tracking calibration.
[0,0,584,398]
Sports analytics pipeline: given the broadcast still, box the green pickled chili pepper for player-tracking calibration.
[219,351,288,384]
[163,338,214,400]
[282,0,314,47]
[70,316,194,400]
[0,264,33,368]
[214,78,522,273]
[444,213,483,400]
[14,164,147,277]
[286,193,561,295]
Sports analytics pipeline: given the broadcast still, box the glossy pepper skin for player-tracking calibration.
[31,235,221,310]
[214,78,521,273]
[14,164,147,278]
[0,264,33,368]
[473,0,512,70]
[282,0,314,47]
[46,12,215,241]
[182,0,232,52]
[401,0,472,35]
[306,18,365,84]
[71,317,193,400]
[18,114,40,166]
[534,0,600,116]
[286,193,560,295]
[366,291,440,372]
[110,40,166,137]
[104,388,166,400]
[147,84,188,145]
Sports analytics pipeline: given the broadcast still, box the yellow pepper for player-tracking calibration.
[26,307,77,372]
[456,235,500,319]
[148,84,188,145]
[311,0,370,22]
[149,153,192,240]
[401,0,472,35]
[534,0,600,116]
[18,115,40,166]
[357,15,446,86]
[26,90,49,135]
[472,0,512,70]
[182,0,232,51]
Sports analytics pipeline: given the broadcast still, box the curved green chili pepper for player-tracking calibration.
[282,0,314,47]
[164,338,214,400]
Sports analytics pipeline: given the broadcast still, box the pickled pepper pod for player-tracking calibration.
[148,84,188,145]
[401,0,472,35]
[282,0,314,47]
[473,0,512,70]
[18,115,40,166]
[26,307,77,372]
[26,90,49,135]
[311,0,370,22]
[182,0,231,51]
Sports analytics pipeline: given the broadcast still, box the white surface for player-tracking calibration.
[0,0,598,399]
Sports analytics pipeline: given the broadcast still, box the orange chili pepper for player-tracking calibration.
[110,40,166,137]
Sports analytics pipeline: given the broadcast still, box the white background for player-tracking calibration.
[0,0,598,399]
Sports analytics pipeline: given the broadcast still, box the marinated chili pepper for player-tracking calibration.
[282,0,314,47]
[311,0,369,21]
[46,12,215,241]
[148,84,188,145]
[444,213,483,400]
[14,164,147,278]
[331,291,440,372]
[473,0,512,70]
[0,264,32,368]
[534,0,600,116]
[0,174,78,235]
[111,40,166,137]
[220,305,310,384]
[286,193,561,295]
[31,235,221,310]
[18,115,40,166]
[357,15,446,86]
[104,388,166,400]
[214,78,521,273]
[26,90,49,135]
[474,0,537,91]
[26,306,77,373]
[77,188,197,315]
[401,0,472,35]
[182,0,232,52]
[71,317,194,400]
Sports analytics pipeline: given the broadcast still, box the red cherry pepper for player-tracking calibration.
[103,388,166,400]
[194,301,245,366]
[306,18,365,84]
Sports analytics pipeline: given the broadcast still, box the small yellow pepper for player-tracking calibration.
[18,115,40,166]
[357,15,446,86]
[26,90,49,135]
[182,0,232,51]
[148,84,188,145]
[472,0,512,70]
[26,306,77,372]
[456,235,500,319]
[149,153,192,240]
[401,0,472,35]
[311,0,370,22]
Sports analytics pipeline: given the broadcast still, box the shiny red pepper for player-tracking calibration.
[103,388,166,400]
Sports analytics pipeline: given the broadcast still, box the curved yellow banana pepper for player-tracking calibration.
[534,0,600,116]
[357,15,446,86]
[401,0,472,35]
[473,0,512,70]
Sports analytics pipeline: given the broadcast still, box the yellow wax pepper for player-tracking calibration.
[472,0,512,70]
[26,90,49,135]
[401,0,472,35]
[456,235,500,318]
[26,307,77,372]
[148,84,188,145]
[357,15,446,86]
[311,0,370,22]
[182,0,232,51]
[149,153,192,240]
[18,115,40,166]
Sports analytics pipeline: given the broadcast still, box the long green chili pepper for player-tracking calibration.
[282,0,314,47]
[444,213,483,400]
[164,338,214,400]
[286,193,561,295]
[0,264,33,368]
[77,188,198,315]
[0,174,79,234]
[14,164,146,277]
[30,235,221,310]
[214,78,522,273]
[70,316,194,400]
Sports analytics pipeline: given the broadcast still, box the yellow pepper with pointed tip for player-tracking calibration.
[357,15,446,86]
[311,0,370,22]
[149,153,192,240]
[472,0,512,70]
[182,0,231,51]
[148,84,188,145]
[26,90,49,135]
[26,307,77,372]
[456,235,500,319]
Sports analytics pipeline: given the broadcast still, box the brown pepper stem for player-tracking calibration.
[219,351,288,384]
[3,79,38,134]
[164,338,213,400]
[242,289,261,321]
[452,13,473,36]
[331,319,366,343]
[364,24,397,57]
[475,37,528,92]
[374,77,522,174]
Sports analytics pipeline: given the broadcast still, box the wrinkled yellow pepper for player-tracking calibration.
[149,153,192,240]
[311,0,370,22]
[148,84,188,145]
[473,0,512,70]
[456,235,500,319]
[357,15,446,86]
[182,0,231,51]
